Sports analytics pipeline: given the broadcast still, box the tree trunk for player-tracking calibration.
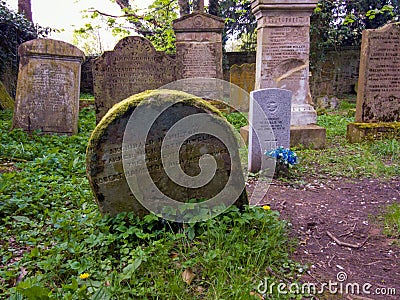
[178,0,190,16]
[209,0,219,16]
[18,0,33,23]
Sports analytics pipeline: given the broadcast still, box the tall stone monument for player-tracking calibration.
[173,7,224,79]
[251,0,325,148]
[13,39,85,135]
[347,23,400,143]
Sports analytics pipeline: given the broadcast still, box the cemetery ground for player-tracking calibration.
[0,97,399,299]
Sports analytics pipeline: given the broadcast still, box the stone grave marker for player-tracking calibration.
[93,36,177,123]
[251,0,326,149]
[12,39,84,134]
[230,63,255,112]
[173,12,224,79]
[355,23,400,123]
[248,88,292,173]
[86,89,247,219]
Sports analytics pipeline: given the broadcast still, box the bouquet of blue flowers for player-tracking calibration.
[265,146,298,167]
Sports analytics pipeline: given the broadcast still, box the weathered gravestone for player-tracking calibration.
[12,39,84,134]
[355,23,400,123]
[93,36,177,123]
[248,88,292,173]
[86,89,247,220]
[173,12,224,79]
[348,23,400,142]
[230,63,256,112]
[251,0,326,148]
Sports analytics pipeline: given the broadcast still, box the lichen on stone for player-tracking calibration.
[0,81,14,110]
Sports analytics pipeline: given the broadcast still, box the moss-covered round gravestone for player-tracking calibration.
[86,89,247,222]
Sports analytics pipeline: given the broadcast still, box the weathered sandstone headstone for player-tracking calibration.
[355,23,400,123]
[86,90,247,218]
[230,63,255,112]
[173,12,224,79]
[248,88,292,173]
[93,36,177,123]
[12,39,84,134]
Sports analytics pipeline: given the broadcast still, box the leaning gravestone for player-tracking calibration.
[248,88,292,173]
[355,23,400,123]
[12,39,85,134]
[93,36,177,123]
[86,89,247,220]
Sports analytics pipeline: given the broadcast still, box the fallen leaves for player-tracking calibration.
[182,268,195,285]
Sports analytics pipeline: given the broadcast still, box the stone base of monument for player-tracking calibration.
[347,122,400,143]
[290,125,326,149]
[240,124,326,149]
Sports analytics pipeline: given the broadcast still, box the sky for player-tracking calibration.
[6,0,154,50]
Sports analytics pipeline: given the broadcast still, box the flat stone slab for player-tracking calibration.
[290,125,326,149]
[86,89,247,220]
[347,122,400,143]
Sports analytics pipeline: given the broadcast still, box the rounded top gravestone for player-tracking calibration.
[86,89,247,222]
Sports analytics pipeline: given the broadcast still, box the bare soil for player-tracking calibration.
[248,176,400,300]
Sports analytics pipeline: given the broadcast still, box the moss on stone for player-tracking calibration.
[352,122,400,130]
[347,122,400,143]
[0,81,14,110]
[87,89,227,155]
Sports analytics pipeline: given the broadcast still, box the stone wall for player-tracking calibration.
[80,49,360,99]
[310,46,361,98]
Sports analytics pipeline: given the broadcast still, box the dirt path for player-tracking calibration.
[248,176,400,300]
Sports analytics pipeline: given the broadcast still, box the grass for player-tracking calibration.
[291,105,399,179]
[0,108,306,299]
[376,203,400,245]
[1,97,399,299]
[80,92,95,100]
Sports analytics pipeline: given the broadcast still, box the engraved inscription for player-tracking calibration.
[181,43,217,78]
[93,36,177,122]
[356,23,400,122]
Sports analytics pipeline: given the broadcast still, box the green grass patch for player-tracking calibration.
[1,108,305,299]
[381,204,400,240]
[290,105,400,179]
[222,111,248,132]
[80,92,94,100]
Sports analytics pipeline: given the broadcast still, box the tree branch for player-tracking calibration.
[88,9,159,27]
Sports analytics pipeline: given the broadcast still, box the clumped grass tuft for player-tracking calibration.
[382,204,400,240]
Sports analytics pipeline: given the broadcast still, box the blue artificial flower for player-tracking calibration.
[265,146,297,166]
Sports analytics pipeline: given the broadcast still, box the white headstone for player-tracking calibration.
[248,88,292,173]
